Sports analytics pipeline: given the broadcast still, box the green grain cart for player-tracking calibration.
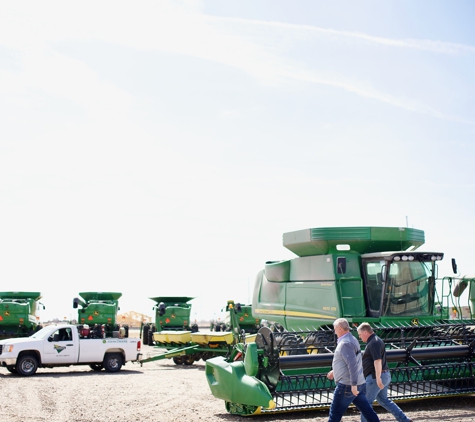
[0,292,44,339]
[73,292,124,338]
[206,226,475,415]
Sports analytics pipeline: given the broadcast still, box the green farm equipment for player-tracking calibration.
[73,292,125,338]
[140,300,257,366]
[205,226,475,415]
[0,292,44,339]
[211,302,262,334]
[143,296,198,346]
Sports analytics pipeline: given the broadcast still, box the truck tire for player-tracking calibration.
[103,353,123,372]
[89,364,103,371]
[16,354,38,376]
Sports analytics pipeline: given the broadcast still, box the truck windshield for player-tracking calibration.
[365,259,435,317]
[30,327,57,339]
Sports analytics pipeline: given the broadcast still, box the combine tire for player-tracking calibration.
[16,355,38,376]
[148,330,154,346]
[142,324,149,345]
[172,356,183,365]
[103,353,123,372]
[6,366,17,374]
[89,364,103,371]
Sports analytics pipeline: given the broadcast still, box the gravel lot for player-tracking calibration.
[1,341,474,422]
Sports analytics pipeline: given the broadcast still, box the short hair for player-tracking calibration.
[357,322,373,334]
[333,318,350,331]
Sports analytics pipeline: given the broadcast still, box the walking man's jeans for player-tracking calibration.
[361,372,410,422]
[328,382,379,422]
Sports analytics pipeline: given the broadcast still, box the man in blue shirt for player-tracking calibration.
[357,322,412,422]
[327,318,380,422]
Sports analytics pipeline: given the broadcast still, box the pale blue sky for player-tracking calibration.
[1,1,474,321]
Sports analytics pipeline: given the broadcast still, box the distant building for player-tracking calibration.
[116,311,152,327]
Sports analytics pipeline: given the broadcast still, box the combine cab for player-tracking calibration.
[73,292,124,338]
[205,226,475,415]
[143,296,197,345]
[0,292,44,339]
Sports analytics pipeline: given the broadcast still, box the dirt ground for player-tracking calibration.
[1,341,474,422]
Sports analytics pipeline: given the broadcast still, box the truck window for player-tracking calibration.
[49,328,72,342]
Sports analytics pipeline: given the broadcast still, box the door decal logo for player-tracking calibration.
[54,344,66,353]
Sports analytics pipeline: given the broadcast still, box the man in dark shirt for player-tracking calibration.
[357,322,412,422]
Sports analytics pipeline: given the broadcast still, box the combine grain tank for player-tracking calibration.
[73,292,124,338]
[0,292,44,339]
[205,226,475,415]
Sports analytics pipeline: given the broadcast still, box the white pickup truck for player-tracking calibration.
[0,324,142,376]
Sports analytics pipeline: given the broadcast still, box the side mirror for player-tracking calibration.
[452,258,458,274]
[381,265,388,282]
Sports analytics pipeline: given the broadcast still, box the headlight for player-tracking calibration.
[3,344,14,353]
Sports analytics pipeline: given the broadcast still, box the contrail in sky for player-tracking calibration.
[217,17,475,55]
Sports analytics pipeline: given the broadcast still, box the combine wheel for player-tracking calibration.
[142,324,149,345]
[172,356,184,365]
[6,366,17,374]
[90,363,103,371]
[16,354,38,376]
[103,353,123,372]
[182,355,195,365]
[225,401,259,416]
[148,330,154,346]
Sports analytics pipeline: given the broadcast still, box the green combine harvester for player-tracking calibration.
[0,292,44,339]
[211,303,262,334]
[140,300,257,366]
[73,292,124,338]
[205,226,475,416]
[143,296,198,346]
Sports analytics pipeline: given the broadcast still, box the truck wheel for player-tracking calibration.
[172,356,183,365]
[16,355,38,376]
[89,364,103,371]
[103,353,123,372]
[6,366,17,374]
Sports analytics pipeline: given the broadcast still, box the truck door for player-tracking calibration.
[42,327,78,364]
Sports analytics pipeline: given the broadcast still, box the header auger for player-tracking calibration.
[205,226,475,416]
